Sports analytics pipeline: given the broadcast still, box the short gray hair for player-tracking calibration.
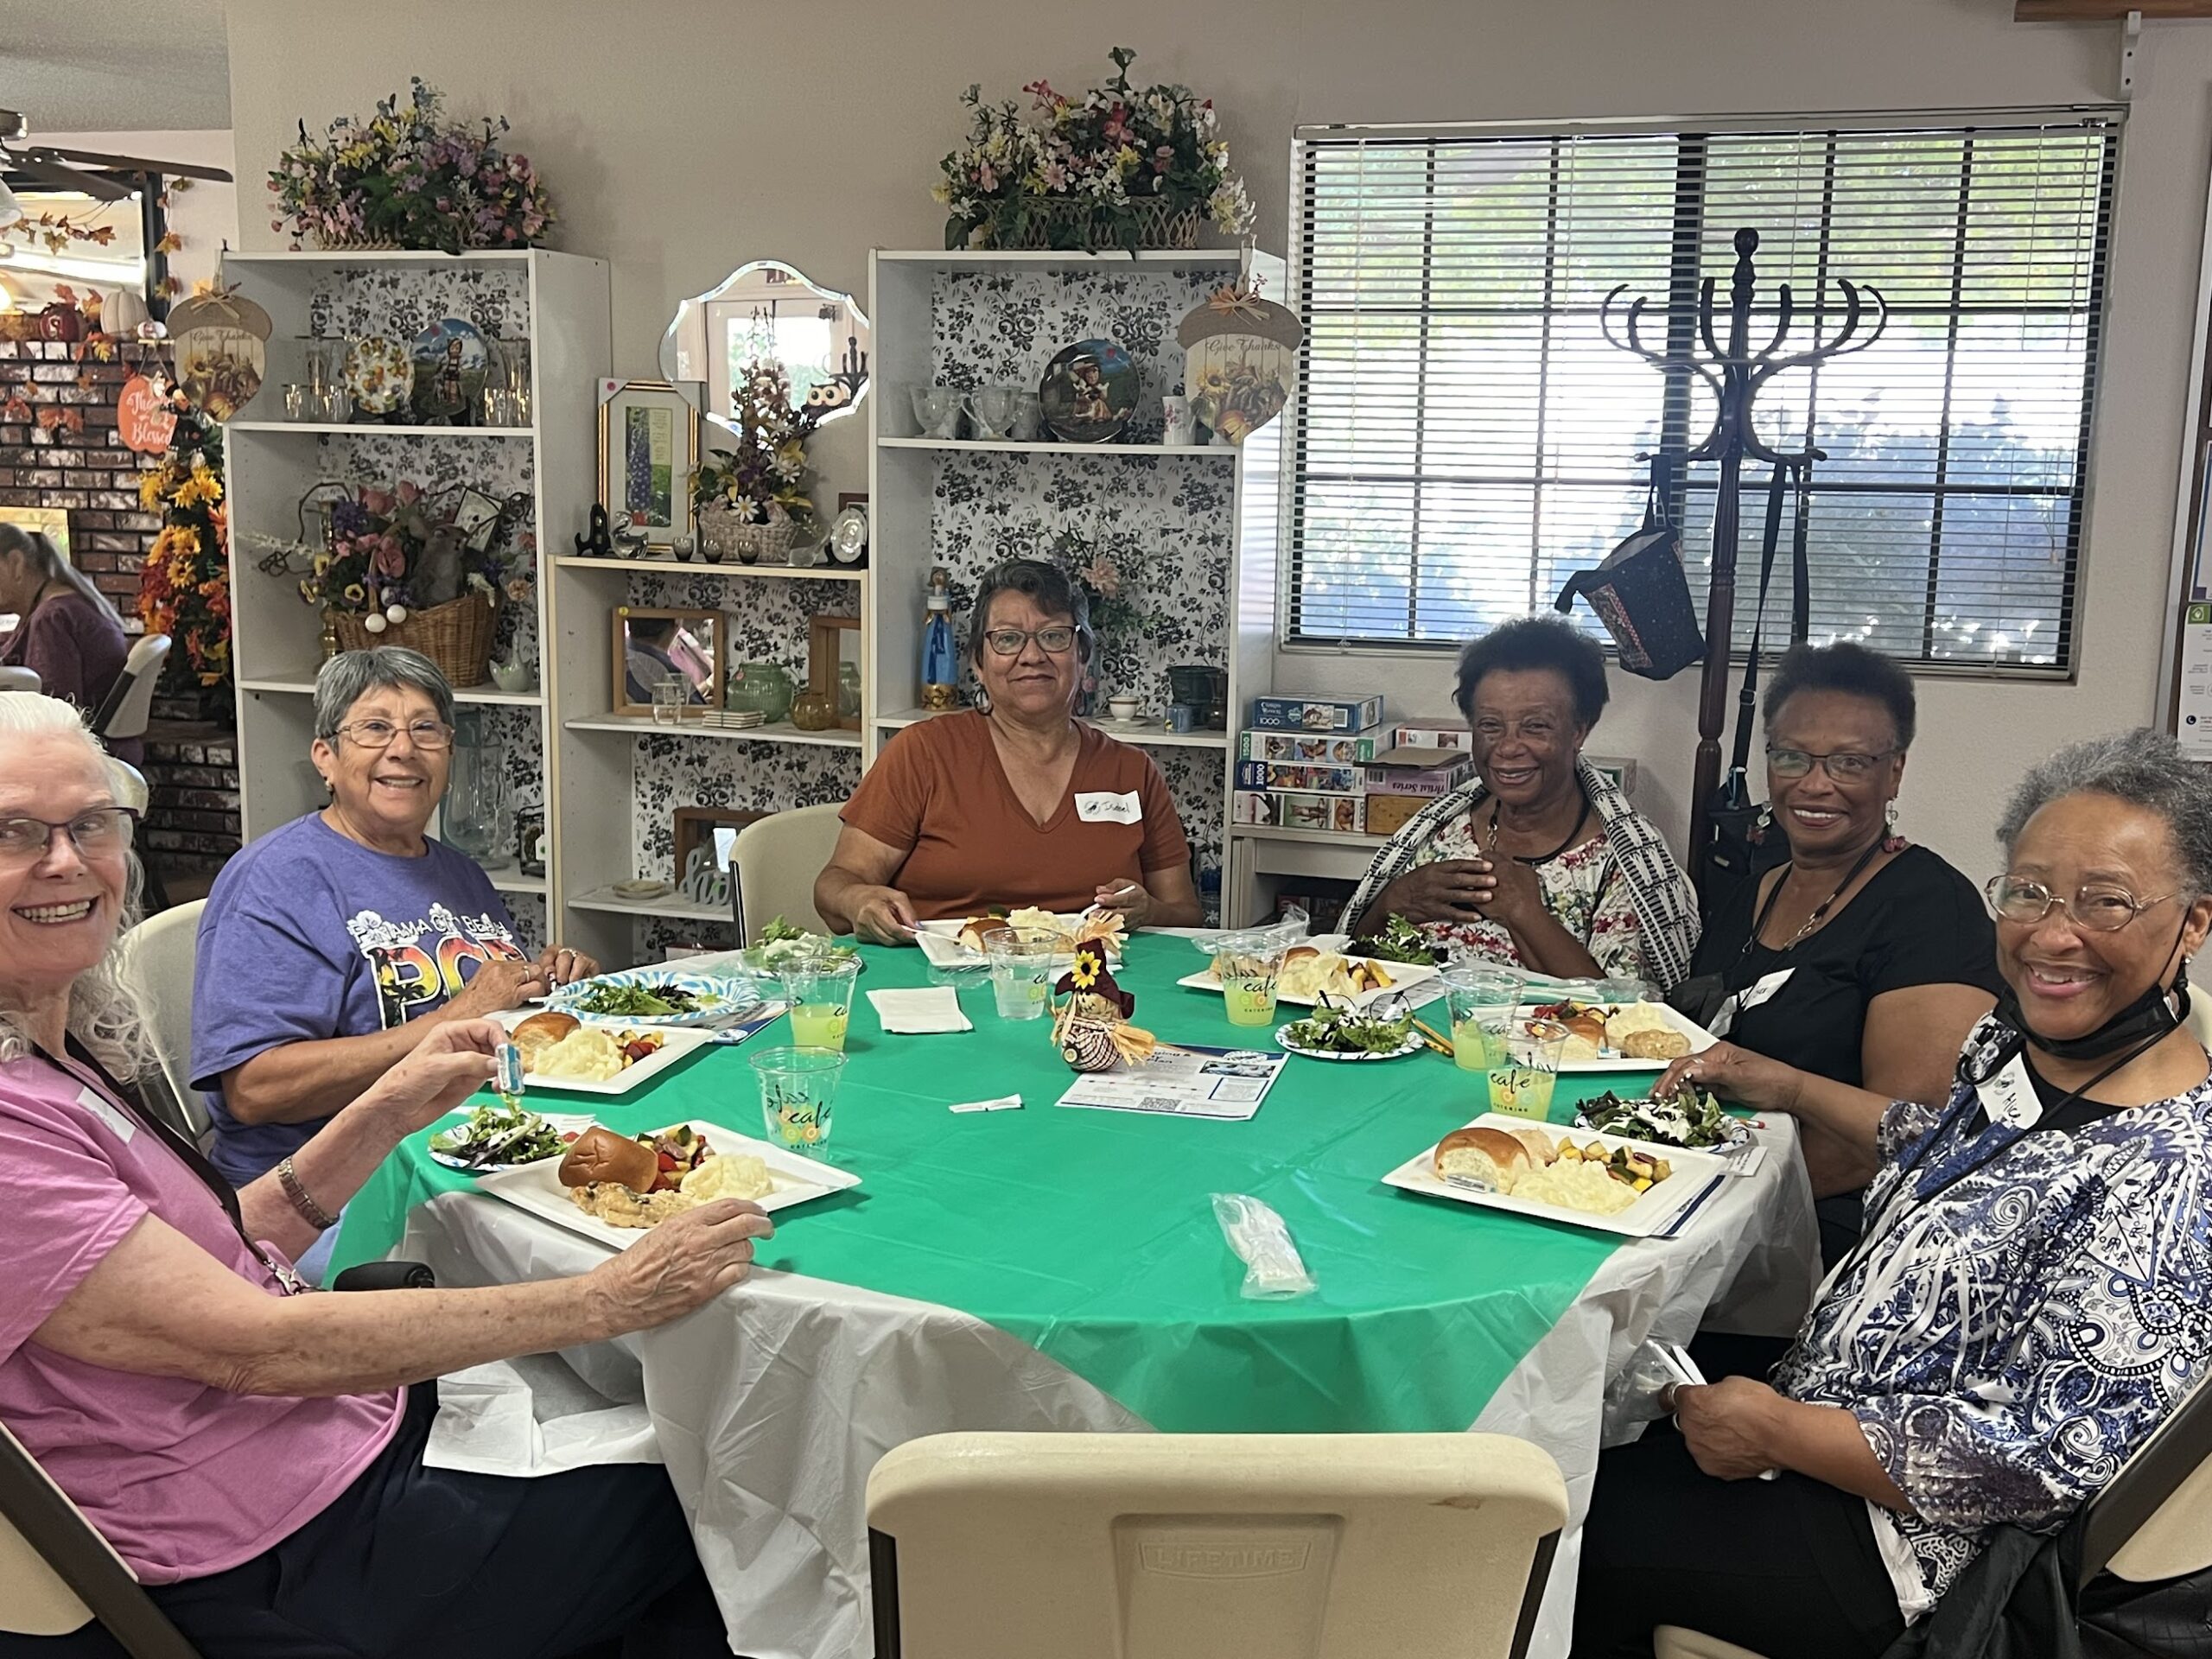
[1998,728,2212,893]
[313,647,455,741]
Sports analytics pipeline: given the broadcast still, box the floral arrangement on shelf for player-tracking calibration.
[267,78,554,253]
[249,480,531,629]
[692,361,824,527]
[936,48,1252,251]
[135,391,232,693]
[1047,524,1151,645]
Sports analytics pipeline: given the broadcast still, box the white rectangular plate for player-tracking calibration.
[1381,1113,1729,1238]
[1517,1000,1716,1073]
[1175,952,1444,1012]
[474,1120,860,1249]
[915,914,1120,968]
[491,1014,715,1097]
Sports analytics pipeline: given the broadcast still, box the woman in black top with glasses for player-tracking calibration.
[1662,643,2002,1265]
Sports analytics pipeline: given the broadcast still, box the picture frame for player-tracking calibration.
[612,606,724,717]
[807,613,863,732]
[673,804,769,883]
[0,505,70,563]
[597,378,702,549]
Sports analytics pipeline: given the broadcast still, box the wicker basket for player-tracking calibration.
[1002,198,1203,252]
[327,592,498,686]
[726,518,798,566]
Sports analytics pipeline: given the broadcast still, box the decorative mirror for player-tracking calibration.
[662,260,871,438]
[613,606,724,717]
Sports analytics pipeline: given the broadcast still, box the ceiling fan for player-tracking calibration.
[0,110,234,219]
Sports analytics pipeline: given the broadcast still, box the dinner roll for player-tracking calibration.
[1433,1125,1531,1192]
[512,1009,579,1066]
[557,1126,658,1192]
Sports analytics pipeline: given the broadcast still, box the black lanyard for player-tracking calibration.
[34,1038,308,1296]
[1737,835,1888,971]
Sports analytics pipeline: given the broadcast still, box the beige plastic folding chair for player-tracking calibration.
[118,898,209,1140]
[1655,1375,2212,1659]
[730,801,843,940]
[0,1420,200,1656]
[866,1431,1568,1659]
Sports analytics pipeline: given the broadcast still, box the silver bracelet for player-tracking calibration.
[276,1156,338,1231]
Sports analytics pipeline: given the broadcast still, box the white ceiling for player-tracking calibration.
[0,0,231,133]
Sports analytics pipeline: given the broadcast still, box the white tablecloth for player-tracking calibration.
[397,1118,1819,1659]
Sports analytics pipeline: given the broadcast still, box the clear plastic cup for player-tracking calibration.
[1489,1017,1568,1122]
[985,925,1066,1021]
[751,1046,847,1156]
[1443,964,1522,1073]
[1214,929,1290,1027]
[777,956,859,1052]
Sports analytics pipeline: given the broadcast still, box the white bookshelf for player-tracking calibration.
[221,248,612,953]
[863,247,1282,923]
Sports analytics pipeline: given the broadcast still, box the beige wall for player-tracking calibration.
[40,130,239,298]
[224,0,2212,874]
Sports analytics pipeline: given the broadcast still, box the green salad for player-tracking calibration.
[429,1103,567,1168]
[1281,1003,1416,1056]
[1577,1088,1740,1149]
[569,980,715,1018]
[746,917,861,970]
[1347,913,1444,966]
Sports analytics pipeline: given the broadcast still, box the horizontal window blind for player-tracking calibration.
[1288,117,2118,671]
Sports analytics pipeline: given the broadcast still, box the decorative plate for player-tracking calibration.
[409,316,491,421]
[1039,337,1139,442]
[344,334,414,415]
[1273,1022,1425,1063]
[543,969,738,1028]
[828,501,869,565]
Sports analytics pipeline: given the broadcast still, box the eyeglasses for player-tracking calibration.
[980,626,1080,658]
[1767,747,1897,783]
[1983,874,2181,933]
[0,806,139,867]
[330,718,455,752]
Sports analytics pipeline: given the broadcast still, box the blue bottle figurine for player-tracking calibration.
[920,563,958,709]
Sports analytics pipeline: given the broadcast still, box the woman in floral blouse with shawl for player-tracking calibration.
[1572,728,2212,1658]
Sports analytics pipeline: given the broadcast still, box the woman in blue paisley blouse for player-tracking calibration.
[1572,728,2212,1659]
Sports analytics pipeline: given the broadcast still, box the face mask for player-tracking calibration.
[1993,912,2193,1063]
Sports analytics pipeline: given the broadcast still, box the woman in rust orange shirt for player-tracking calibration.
[816,559,1200,944]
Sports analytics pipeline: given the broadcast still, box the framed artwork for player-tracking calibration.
[612,606,723,716]
[807,613,862,732]
[597,378,702,548]
[673,805,769,882]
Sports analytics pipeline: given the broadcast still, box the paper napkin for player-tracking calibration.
[866,985,975,1034]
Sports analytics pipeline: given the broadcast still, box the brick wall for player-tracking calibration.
[0,337,244,883]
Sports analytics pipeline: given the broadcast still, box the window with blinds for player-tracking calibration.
[1287,118,2118,671]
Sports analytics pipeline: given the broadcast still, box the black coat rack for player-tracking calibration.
[1599,227,1887,888]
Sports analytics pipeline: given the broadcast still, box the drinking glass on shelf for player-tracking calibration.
[282,384,306,421]
[963,386,1018,441]
[1214,929,1289,1028]
[777,956,859,1052]
[1009,391,1044,442]
[751,1046,847,1156]
[985,925,1066,1021]
[497,336,531,425]
[910,387,962,441]
[651,675,687,726]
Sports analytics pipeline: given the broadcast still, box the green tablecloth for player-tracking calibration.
[333,937,1638,1433]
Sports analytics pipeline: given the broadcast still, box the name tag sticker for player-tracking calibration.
[1977,1052,2042,1131]
[1075,790,1142,825]
[76,1084,136,1143]
[1708,969,1791,1040]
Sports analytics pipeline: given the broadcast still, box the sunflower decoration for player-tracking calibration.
[1051,943,1155,1073]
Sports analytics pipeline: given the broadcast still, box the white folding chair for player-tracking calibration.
[729,801,844,941]
[1655,1375,2212,1659]
[866,1431,1568,1659]
[0,664,40,693]
[118,899,209,1140]
[0,1419,200,1656]
[92,632,171,747]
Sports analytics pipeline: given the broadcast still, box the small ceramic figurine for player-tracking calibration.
[575,503,614,559]
[920,563,958,711]
[488,656,537,695]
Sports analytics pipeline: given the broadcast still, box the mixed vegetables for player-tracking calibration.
[1346,912,1444,967]
[429,1103,569,1169]
[1281,1003,1417,1056]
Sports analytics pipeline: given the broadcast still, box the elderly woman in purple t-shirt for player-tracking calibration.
[0,692,765,1656]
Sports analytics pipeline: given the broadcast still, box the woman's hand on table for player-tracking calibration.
[1657,1039,1806,1116]
[1374,861,1491,926]
[846,885,920,946]
[588,1199,776,1331]
[360,1020,504,1135]
[447,957,553,1017]
[1094,879,1155,929]
[1672,1376,1788,1480]
[536,944,597,988]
